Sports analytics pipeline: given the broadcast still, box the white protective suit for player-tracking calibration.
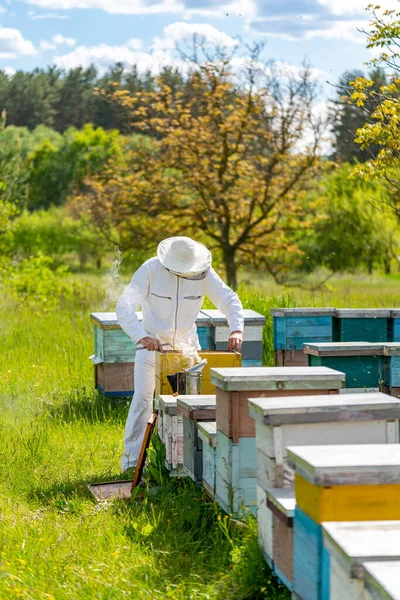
[116,256,244,471]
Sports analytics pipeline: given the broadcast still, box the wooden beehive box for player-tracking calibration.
[177,395,216,482]
[304,342,385,389]
[196,311,214,350]
[212,366,345,443]
[271,308,335,353]
[201,308,266,366]
[363,562,400,600]
[383,343,400,395]
[155,350,242,396]
[157,395,184,475]
[388,309,400,343]
[266,487,296,590]
[289,444,400,600]
[197,421,217,497]
[322,521,400,600]
[333,309,391,343]
[91,312,140,363]
[95,362,134,397]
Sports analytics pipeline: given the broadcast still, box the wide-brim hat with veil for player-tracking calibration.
[157,236,212,278]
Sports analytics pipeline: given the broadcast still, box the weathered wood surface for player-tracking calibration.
[271,308,336,317]
[218,387,338,442]
[384,344,400,356]
[91,311,142,329]
[197,421,217,447]
[304,342,385,357]
[211,366,345,391]
[363,561,400,600]
[335,309,391,318]
[183,416,203,482]
[275,349,308,367]
[177,395,216,420]
[288,444,400,487]
[295,472,400,524]
[309,353,383,389]
[95,363,134,395]
[273,512,294,587]
[323,521,400,586]
[333,316,389,343]
[257,484,273,567]
[158,395,179,415]
[249,392,400,426]
[162,413,183,470]
[293,506,323,600]
[274,315,334,350]
[266,487,296,520]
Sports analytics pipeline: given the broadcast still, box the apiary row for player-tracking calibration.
[90,309,265,396]
[272,308,400,367]
[153,353,400,600]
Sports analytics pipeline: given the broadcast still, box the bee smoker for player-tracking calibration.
[166,359,207,395]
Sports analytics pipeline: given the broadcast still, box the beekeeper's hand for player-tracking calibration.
[228,331,243,352]
[139,336,165,352]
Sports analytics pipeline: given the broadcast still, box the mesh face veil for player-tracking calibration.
[166,268,210,281]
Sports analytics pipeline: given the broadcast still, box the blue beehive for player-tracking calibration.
[333,309,391,343]
[272,308,335,351]
[383,343,400,392]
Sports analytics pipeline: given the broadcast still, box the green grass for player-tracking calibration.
[0,281,289,600]
[3,270,400,599]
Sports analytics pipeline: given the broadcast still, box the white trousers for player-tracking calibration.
[121,349,155,471]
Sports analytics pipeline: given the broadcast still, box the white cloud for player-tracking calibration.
[26,0,184,15]
[28,11,69,18]
[53,33,76,46]
[3,65,16,76]
[152,22,237,51]
[40,39,56,50]
[0,26,37,58]
[317,0,400,16]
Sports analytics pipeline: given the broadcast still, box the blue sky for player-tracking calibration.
[0,0,391,99]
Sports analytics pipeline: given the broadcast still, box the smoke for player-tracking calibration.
[103,248,126,309]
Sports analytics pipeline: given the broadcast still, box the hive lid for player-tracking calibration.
[384,343,400,357]
[242,309,266,325]
[196,311,213,326]
[304,342,385,356]
[390,309,400,318]
[90,311,142,328]
[287,444,400,486]
[177,395,216,411]
[335,308,391,318]
[200,309,228,325]
[270,308,336,317]
[363,561,400,600]
[158,395,179,414]
[210,366,345,391]
[322,521,400,569]
[197,421,217,446]
[265,488,296,518]
[248,393,400,426]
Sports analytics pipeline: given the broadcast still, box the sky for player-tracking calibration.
[0,0,393,100]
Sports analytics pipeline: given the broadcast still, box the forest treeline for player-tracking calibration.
[0,62,387,163]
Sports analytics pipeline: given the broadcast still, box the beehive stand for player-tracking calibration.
[87,411,158,501]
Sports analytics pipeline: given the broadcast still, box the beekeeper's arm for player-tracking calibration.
[203,268,244,352]
[116,264,163,352]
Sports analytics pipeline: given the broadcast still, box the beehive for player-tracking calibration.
[211,366,345,515]
[322,521,400,600]
[383,343,400,395]
[177,395,216,482]
[201,308,266,366]
[271,308,335,354]
[196,311,213,350]
[197,421,217,497]
[266,488,296,590]
[388,309,400,342]
[289,444,400,600]
[304,342,385,389]
[363,562,400,600]
[250,393,400,578]
[157,395,184,474]
[155,350,242,396]
[91,312,140,363]
[95,362,134,397]
[333,309,391,343]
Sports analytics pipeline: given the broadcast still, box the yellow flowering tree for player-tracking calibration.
[85,43,326,287]
[347,5,400,215]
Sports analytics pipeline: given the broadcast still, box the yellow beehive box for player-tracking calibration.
[155,351,242,396]
[289,444,400,524]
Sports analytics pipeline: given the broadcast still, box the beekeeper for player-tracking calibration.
[116,236,244,472]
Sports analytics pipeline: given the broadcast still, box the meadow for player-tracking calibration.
[1,271,400,599]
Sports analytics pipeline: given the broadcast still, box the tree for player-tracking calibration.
[89,41,325,287]
[346,5,400,216]
[299,163,399,275]
[331,68,387,163]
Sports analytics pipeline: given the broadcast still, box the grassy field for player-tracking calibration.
[2,271,400,599]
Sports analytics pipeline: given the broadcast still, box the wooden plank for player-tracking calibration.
[287,444,400,486]
[295,473,400,523]
[363,562,400,600]
[96,363,134,394]
[273,512,294,586]
[265,487,296,519]
[197,421,217,447]
[304,342,385,357]
[271,308,336,317]
[293,506,323,600]
[210,366,345,391]
[256,484,273,567]
[248,392,400,426]
[158,395,179,416]
[335,309,391,318]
